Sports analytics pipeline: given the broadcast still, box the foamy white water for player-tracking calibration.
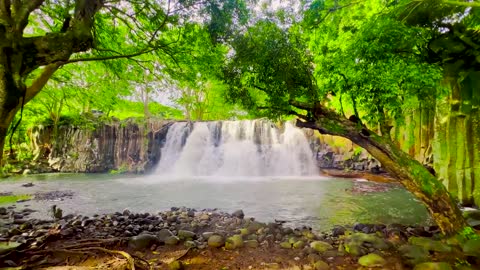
[154,120,318,177]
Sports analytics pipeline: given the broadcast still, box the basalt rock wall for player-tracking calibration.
[30,119,171,173]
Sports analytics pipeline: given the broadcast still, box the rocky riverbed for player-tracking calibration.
[0,206,479,270]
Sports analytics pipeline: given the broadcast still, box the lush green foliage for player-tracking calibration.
[222,0,479,134]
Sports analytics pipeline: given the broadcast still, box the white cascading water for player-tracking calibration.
[155,120,318,177]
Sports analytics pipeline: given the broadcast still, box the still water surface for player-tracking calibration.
[0,174,431,231]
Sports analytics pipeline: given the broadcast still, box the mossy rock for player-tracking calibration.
[408,237,452,252]
[344,233,389,256]
[398,244,430,265]
[238,228,249,236]
[358,253,386,267]
[313,260,329,270]
[169,260,184,270]
[310,241,333,253]
[177,230,195,240]
[246,221,265,233]
[208,234,225,248]
[280,241,292,249]
[293,240,305,249]
[225,235,243,250]
[164,236,180,245]
[288,237,298,244]
[0,242,22,255]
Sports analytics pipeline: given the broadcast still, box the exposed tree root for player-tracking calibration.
[58,238,125,250]
[0,236,146,270]
[74,247,136,270]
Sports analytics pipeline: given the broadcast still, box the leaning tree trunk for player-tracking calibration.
[296,108,467,235]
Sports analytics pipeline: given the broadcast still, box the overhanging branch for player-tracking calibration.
[25,63,61,103]
[257,105,309,121]
[289,100,314,111]
[442,0,480,7]
[58,48,155,65]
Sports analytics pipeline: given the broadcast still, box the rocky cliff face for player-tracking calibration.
[433,70,480,207]
[30,119,171,173]
[303,130,382,173]
[28,119,380,175]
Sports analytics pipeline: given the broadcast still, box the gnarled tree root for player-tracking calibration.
[1,237,149,270]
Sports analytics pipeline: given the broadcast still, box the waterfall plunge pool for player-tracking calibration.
[1,120,432,231]
[0,174,432,232]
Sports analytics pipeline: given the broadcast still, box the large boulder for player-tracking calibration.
[128,234,159,250]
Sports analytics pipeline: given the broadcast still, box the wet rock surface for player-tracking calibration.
[0,207,478,269]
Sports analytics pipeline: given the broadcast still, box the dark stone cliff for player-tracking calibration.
[30,119,171,173]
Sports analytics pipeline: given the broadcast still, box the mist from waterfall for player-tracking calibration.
[155,120,318,177]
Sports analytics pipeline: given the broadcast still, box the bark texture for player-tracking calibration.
[0,0,104,165]
[295,106,467,235]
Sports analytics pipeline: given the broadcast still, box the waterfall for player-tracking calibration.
[155,120,318,177]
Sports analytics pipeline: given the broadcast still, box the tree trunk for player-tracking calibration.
[0,54,23,167]
[0,91,19,167]
[0,120,8,167]
[296,109,467,235]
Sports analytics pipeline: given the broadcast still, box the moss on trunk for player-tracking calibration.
[297,106,467,235]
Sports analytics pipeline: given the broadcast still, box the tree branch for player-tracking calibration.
[16,0,45,31]
[0,0,12,26]
[442,0,480,7]
[59,48,155,65]
[25,63,61,103]
[295,119,329,134]
[289,100,314,111]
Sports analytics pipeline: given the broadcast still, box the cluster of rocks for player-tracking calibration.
[33,190,74,201]
[315,148,383,174]
[1,207,480,269]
